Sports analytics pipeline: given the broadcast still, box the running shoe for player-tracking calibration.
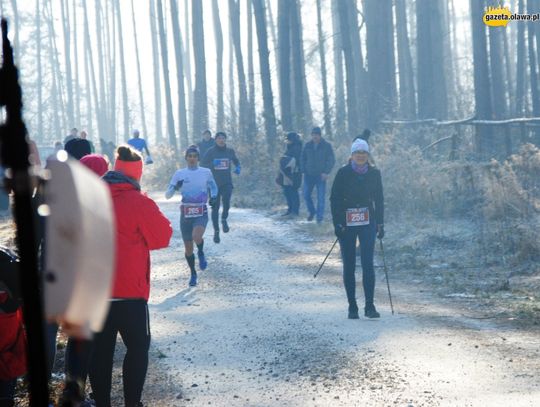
[222,220,230,233]
[213,230,220,243]
[189,273,197,287]
[198,252,207,270]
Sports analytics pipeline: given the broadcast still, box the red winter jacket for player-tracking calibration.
[107,180,172,300]
[0,309,27,380]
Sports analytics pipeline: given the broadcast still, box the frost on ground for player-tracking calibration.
[141,195,540,407]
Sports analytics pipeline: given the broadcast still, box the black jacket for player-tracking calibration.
[301,138,335,176]
[197,138,215,159]
[330,163,384,227]
[201,145,240,187]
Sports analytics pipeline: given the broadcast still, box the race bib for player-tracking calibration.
[213,158,230,170]
[346,207,370,226]
[182,204,205,218]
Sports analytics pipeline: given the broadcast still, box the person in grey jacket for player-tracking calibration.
[301,127,335,223]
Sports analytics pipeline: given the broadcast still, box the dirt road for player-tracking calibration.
[142,196,540,406]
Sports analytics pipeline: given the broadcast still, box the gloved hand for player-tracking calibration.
[377,224,385,240]
[209,197,217,208]
[145,155,154,165]
[334,224,346,238]
[234,165,241,175]
[174,180,184,191]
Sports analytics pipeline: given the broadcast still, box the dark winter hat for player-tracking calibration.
[311,127,322,135]
[286,132,299,142]
[202,129,212,136]
[185,144,200,158]
[215,131,227,139]
[64,138,92,160]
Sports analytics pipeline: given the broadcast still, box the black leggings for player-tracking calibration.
[211,184,233,231]
[89,300,150,407]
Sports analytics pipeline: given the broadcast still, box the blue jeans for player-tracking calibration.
[282,186,300,215]
[303,174,326,221]
[338,222,377,309]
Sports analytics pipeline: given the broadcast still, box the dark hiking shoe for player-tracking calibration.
[348,303,359,319]
[307,213,315,221]
[281,211,292,217]
[213,230,220,243]
[364,306,380,319]
[189,273,197,287]
[222,220,230,233]
[60,381,84,406]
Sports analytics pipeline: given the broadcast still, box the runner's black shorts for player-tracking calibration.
[180,213,209,241]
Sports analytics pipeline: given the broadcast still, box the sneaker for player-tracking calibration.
[364,306,380,319]
[198,252,207,270]
[222,220,230,233]
[213,230,220,243]
[189,273,197,287]
[307,213,315,221]
[348,303,359,319]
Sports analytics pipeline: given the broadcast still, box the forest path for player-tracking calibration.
[144,195,540,406]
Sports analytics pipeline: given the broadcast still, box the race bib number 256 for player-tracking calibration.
[346,207,370,226]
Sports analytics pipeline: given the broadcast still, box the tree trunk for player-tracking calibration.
[278,0,292,131]
[36,0,43,139]
[316,0,332,137]
[290,0,307,135]
[229,0,251,139]
[72,0,81,128]
[149,0,163,142]
[247,0,257,136]
[83,0,102,141]
[349,0,367,129]
[470,0,493,155]
[331,0,346,138]
[489,27,507,118]
[212,0,225,131]
[130,0,148,138]
[192,0,209,135]
[45,0,63,139]
[184,0,193,136]
[266,0,280,104]
[156,0,178,151]
[416,0,447,119]
[170,0,189,150]
[516,0,526,115]
[60,0,74,128]
[337,0,360,135]
[527,0,540,116]
[9,0,19,62]
[228,29,237,136]
[395,0,416,119]
[115,0,130,141]
[253,0,277,156]
[95,0,110,139]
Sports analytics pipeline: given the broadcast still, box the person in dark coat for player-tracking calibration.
[276,132,302,216]
[197,129,215,159]
[301,127,335,223]
[201,132,240,244]
[330,139,384,320]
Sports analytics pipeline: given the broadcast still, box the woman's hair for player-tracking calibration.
[116,145,142,162]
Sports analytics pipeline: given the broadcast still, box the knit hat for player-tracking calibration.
[351,139,369,154]
[311,126,322,135]
[286,132,299,142]
[215,131,227,139]
[114,146,143,181]
[80,154,109,177]
[64,138,92,160]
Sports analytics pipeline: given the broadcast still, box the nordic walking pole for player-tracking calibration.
[314,237,339,278]
[379,239,394,315]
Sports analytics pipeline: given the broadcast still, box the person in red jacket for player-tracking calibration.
[89,146,172,407]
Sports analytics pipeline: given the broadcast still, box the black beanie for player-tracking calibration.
[64,138,92,160]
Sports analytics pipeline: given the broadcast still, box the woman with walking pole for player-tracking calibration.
[330,138,385,319]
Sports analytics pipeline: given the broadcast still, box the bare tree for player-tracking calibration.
[516,0,526,115]
[278,0,292,131]
[212,0,225,130]
[130,0,148,138]
[331,0,346,138]
[317,0,332,137]
[253,0,277,155]
[36,0,43,139]
[72,0,81,128]
[149,0,163,142]
[60,0,74,128]
[395,0,416,119]
[115,0,130,141]
[246,0,257,136]
[192,0,209,134]
[156,0,178,151]
[527,0,540,116]
[184,0,193,135]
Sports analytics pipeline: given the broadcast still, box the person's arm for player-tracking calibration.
[138,197,173,250]
[231,149,241,174]
[373,169,384,227]
[207,172,218,199]
[300,145,307,173]
[324,143,336,175]
[165,172,182,199]
[330,168,346,228]
[143,140,151,156]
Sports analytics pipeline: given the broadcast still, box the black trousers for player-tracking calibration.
[211,183,233,231]
[89,300,150,407]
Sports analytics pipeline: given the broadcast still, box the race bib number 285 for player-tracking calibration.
[346,207,370,226]
[183,205,204,218]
